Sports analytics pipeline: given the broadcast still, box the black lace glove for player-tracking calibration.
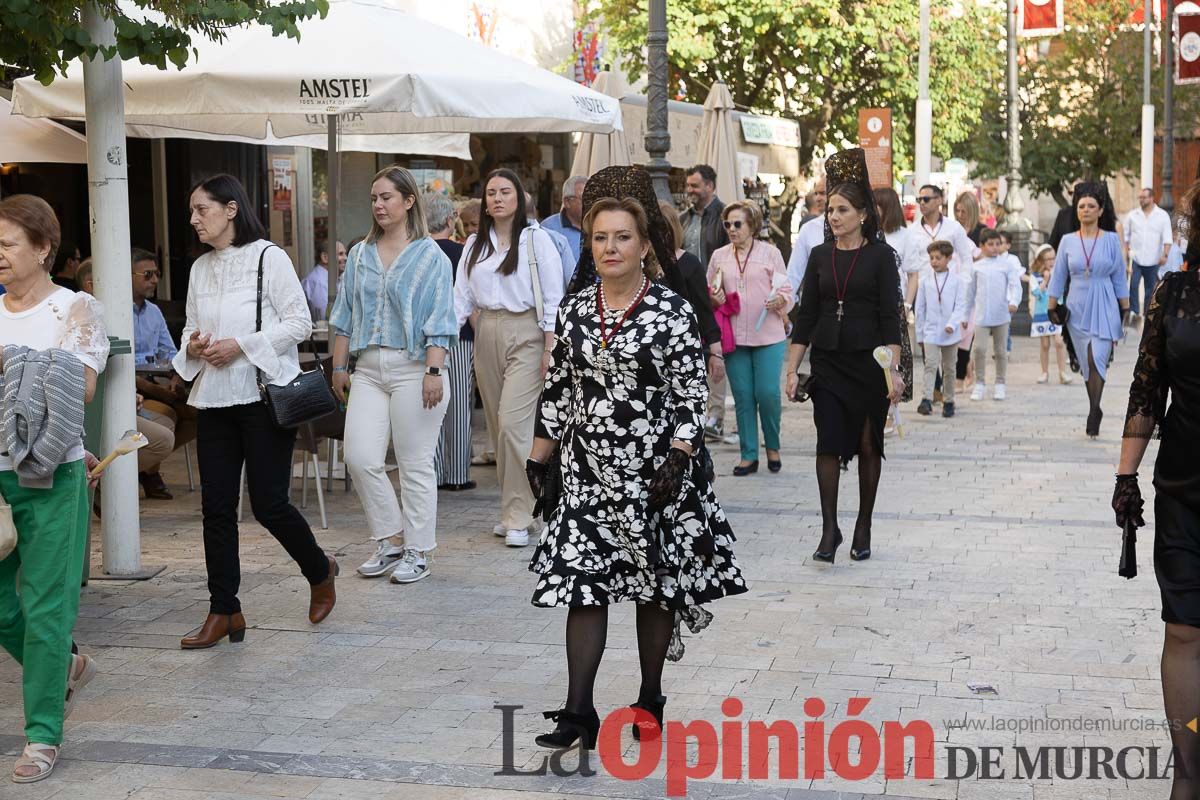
[526,459,547,511]
[1113,474,1145,529]
[647,448,690,511]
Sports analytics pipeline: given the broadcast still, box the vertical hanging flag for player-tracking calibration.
[1179,12,1200,85]
[1019,0,1064,36]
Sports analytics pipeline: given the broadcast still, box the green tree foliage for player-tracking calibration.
[961,0,1200,206]
[587,0,1004,174]
[0,0,328,84]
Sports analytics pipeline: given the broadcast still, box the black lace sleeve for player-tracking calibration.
[1123,272,1186,438]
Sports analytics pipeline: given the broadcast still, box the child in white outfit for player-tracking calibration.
[916,241,967,418]
[966,229,1022,401]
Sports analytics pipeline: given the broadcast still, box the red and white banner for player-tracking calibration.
[1019,0,1064,36]
[1178,12,1200,85]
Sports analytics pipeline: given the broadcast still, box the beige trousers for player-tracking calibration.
[474,309,543,531]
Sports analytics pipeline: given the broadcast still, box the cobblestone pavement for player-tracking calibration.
[0,335,1171,800]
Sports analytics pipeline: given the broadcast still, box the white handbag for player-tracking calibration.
[0,486,15,561]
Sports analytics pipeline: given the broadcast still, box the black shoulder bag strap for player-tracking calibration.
[254,244,279,394]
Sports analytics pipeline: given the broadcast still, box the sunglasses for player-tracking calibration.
[133,269,162,280]
[723,220,745,230]
[917,196,937,203]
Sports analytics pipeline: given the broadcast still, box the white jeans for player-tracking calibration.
[344,347,448,551]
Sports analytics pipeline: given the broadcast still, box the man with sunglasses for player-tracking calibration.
[131,248,193,499]
[908,185,976,279]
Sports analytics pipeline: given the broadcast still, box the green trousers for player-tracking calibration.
[0,461,88,746]
[725,340,787,462]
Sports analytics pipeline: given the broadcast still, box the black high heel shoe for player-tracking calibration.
[812,528,843,564]
[850,527,871,561]
[732,461,759,476]
[1085,408,1102,438]
[629,692,667,741]
[534,708,600,750]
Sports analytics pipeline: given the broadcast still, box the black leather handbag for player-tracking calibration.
[255,246,337,429]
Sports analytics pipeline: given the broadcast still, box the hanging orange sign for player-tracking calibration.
[857,108,892,189]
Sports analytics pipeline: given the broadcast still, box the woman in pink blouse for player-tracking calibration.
[707,202,793,475]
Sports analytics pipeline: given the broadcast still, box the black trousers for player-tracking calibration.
[196,402,329,614]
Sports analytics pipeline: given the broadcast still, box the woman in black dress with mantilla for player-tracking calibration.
[784,149,904,564]
[1114,179,1200,800]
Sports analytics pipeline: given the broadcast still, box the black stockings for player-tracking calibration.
[635,603,675,699]
[815,454,841,551]
[853,421,882,551]
[1162,623,1200,798]
[815,420,882,552]
[564,606,607,714]
[562,603,676,713]
[1085,345,1105,420]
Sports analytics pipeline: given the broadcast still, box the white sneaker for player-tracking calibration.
[970,384,986,401]
[493,523,507,538]
[1037,372,1049,384]
[993,384,1007,401]
[358,541,405,577]
[722,432,740,445]
[389,548,430,584]
[505,529,529,547]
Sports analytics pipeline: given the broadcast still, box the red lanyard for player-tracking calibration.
[1080,232,1101,276]
[934,271,949,304]
[597,277,649,349]
[734,241,754,284]
[832,244,865,322]
[922,215,943,241]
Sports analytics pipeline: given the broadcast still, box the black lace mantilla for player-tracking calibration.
[1123,269,1198,439]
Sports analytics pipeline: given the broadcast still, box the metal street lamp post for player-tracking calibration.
[644,0,673,202]
[1000,0,1033,334]
[1141,0,1155,190]
[1163,0,1176,214]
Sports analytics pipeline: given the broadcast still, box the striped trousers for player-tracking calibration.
[434,339,475,485]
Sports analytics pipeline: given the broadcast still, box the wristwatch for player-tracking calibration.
[425,366,442,377]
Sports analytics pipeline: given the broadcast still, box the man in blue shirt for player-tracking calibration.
[538,175,585,284]
[526,191,576,286]
[131,248,193,499]
[300,238,346,321]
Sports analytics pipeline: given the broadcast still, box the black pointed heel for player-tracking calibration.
[534,709,600,750]
[732,460,759,476]
[1085,408,1102,438]
[630,692,667,741]
[850,548,871,561]
[812,529,843,564]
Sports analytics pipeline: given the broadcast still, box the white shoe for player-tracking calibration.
[722,432,740,445]
[493,523,507,537]
[358,541,405,577]
[505,529,529,547]
[1037,372,1049,384]
[389,549,430,584]
[1060,374,1074,385]
[970,384,986,401]
[993,384,1006,401]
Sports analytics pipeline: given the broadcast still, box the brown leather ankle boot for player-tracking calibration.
[180,612,247,650]
[309,555,339,624]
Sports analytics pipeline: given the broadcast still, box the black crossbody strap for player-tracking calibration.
[254,244,279,391]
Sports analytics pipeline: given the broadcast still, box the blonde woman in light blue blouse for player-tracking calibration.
[329,166,458,585]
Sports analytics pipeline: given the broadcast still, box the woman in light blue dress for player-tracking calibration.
[1047,182,1130,437]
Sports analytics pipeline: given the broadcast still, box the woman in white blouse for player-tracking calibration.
[173,174,337,650]
[454,169,563,547]
[874,187,922,310]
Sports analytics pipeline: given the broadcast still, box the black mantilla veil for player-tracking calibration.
[822,148,884,244]
[565,166,682,295]
[1068,181,1118,233]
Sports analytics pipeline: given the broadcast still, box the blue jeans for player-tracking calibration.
[1129,261,1159,315]
[724,340,787,462]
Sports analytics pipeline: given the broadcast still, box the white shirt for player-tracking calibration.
[0,288,109,470]
[1124,204,1173,267]
[966,255,1022,327]
[884,227,923,293]
[453,226,564,332]
[908,214,976,279]
[785,215,826,296]
[172,240,312,409]
[915,270,967,346]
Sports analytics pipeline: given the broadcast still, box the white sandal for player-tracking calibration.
[11,743,57,783]
[65,653,97,719]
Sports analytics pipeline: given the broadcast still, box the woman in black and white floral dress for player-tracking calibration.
[525,197,747,752]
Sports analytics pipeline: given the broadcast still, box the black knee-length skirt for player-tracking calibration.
[809,347,890,465]
[1155,490,1200,626]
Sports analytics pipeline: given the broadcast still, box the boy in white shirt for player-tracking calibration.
[966,228,1022,401]
[915,241,967,418]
